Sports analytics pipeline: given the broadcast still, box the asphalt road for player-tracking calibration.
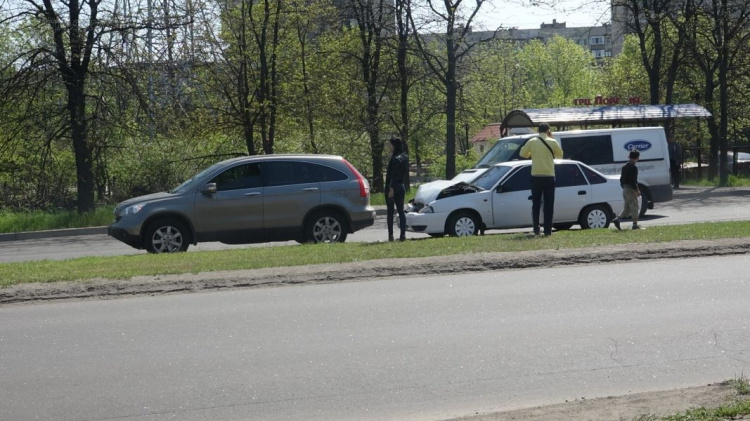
[1,186,749,262]
[1,255,748,421]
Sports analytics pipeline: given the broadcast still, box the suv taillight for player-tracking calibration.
[343,159,369,198]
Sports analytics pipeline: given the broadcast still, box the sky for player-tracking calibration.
[473,0,612,31]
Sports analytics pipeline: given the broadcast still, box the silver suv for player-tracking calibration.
[108,155,375,253]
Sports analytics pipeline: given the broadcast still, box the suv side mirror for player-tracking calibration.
[201,183,217,195]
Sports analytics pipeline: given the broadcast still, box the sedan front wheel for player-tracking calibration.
[447,212,480,237]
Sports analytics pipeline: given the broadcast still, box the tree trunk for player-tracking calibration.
[68,80,96,213]
[445,38,457,179]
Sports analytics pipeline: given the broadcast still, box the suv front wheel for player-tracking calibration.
[144,218,190,253]
[306,211,348,243]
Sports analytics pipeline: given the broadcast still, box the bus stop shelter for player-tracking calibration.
[499,103,712,136]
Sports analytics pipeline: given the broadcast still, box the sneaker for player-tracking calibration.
[612,218,621,231]
[388,236,394,242]
[632,224,641,230]
[399,235,406,242]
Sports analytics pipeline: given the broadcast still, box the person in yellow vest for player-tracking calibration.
[519,123,564,236]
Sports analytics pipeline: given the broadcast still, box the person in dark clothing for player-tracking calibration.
[385,137,409,241]
[612,150,641,230]
[667,137,682,189]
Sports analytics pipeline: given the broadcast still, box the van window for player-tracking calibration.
[562,135,613,166]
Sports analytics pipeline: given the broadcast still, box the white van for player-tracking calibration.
[473,127,672,215]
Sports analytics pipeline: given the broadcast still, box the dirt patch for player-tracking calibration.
[2,237,749,306]
[444,382,749,420]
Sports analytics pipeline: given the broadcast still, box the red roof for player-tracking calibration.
[470,123,502,143]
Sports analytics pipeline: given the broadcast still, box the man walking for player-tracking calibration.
[519,123,563,236]
[612,150,642,230]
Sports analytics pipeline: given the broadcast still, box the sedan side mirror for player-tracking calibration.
[201,183,217,195]
[495,185,508,193]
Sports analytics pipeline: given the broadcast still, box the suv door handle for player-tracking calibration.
[244,192,261,197]
[578,190,587,195]
[303,187,319,191]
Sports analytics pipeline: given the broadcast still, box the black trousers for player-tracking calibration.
[386,183,406,238]
[531,176,555,235]
[670,159,681,188]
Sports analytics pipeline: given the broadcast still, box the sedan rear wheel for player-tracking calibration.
[579,205,611,229]
[447,212,479,237]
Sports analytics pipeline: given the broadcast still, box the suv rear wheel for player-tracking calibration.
[306,211,348,243]
[145,218,190,253]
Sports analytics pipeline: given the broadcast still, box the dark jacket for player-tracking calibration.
[620,161,639,190]
[385,152,409,189]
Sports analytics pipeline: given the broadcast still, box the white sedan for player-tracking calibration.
[405,159,624,237]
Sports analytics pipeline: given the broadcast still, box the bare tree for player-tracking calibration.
[685,0,750,185]
[347,0,392,192]
[0,0,180,212]
[409,0,487,179]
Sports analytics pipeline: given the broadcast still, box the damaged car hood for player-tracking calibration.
[414,180,483,205]
[413,168,487,205]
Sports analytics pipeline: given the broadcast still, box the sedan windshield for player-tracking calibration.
[475,136,530,168]
[471,166,513,190]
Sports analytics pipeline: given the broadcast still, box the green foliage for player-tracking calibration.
[428,149,479,179]
[516,36,603,108]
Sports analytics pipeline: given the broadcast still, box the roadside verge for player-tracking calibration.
[2,237,749,305]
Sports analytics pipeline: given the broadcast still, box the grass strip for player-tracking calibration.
[0,206,114,233]
[1,221,749,287]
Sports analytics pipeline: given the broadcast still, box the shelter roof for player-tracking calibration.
[500,104,712,130]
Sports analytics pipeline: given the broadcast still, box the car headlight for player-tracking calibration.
[122,203,144,216]
[419,205,434,214]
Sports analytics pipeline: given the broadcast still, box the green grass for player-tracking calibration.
[0,206,115,234]
[369,189,417,206]
[634,376,750,420]
[2,220,749,287]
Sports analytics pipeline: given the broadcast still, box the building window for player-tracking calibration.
[592,49,605,58]
[590,36,605,45]
[605,50,612,57]
[578,39,588,46]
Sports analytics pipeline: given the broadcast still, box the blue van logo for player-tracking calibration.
[624,140,652,152]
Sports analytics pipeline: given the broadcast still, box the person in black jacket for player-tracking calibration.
[612,150,642,230]
[385,137,409,241]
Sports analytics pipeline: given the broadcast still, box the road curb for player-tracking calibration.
[0,227,108,242]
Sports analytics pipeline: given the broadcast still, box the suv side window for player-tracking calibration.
[562,135,613,166]
[555,163,587,187]
[212,163,261,191]
[263,161,316,187]
[311,163,348,182]
[500,166,531,192]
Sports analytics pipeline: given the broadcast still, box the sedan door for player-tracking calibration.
[261,161,320,240]
[491,166,533,228]
[553,163,591,222]
[193,162,264,242]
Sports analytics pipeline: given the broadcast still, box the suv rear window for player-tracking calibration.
[311,163,348,182]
